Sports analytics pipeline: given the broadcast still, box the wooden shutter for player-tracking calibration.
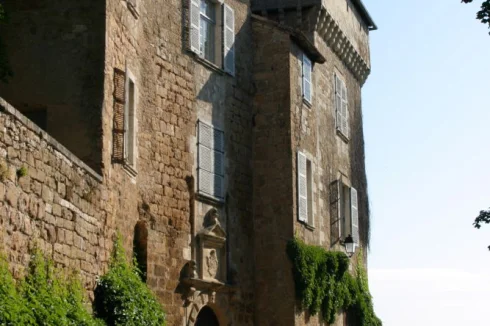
[341,81,348,137]
[330,179,341,241]
[297,152,308,222]
[198,122,224,199]
[303,54,312,103]
[112,68,126,163]
[335,74,342,131]
[189,0,200,54]
[223,4,235,75]
[350,187,359,245]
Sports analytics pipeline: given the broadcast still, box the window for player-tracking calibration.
[200,0,216,61]
[297,151,314,226]
[125,73,136,168]
[189,0,235,75]
[302,54,312,104]
[335,74,348,138]
[112,67,137,174]
[336,180,359,247]
[197,121,224,200]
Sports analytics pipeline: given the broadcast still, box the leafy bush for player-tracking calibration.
[287,238,381,325]
[0,250,102,326]
[94,235,166,326]
[0,255,35,325]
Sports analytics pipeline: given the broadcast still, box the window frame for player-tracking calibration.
[189,0,235,75]
[297,151,314,228]
[199,0,217,62]
[302,53,313,105]
[197,120,225,202]
[334,73,349,140]
[124,68,138,175]
[338,179,359,247]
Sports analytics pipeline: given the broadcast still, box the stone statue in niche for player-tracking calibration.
[206,249,219,278]
[203,207,220,228]
[197,208,226,282]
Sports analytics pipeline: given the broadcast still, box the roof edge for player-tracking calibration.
[351,0,377,31]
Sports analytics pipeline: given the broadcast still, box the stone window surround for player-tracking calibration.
[123,67,138,177]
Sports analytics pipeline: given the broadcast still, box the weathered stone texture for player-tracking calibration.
[0,100,111,294]
[0,0,373,324]
[0,0,105,169]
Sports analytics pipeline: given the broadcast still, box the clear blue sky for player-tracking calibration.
[363,0,490,325]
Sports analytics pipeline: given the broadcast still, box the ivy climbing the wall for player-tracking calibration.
[287,238,382,325]
[0,235,166,326]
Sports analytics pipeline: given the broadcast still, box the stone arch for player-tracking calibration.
[185,292,228,326]
[133,220,148,282]
[195,306,219,326]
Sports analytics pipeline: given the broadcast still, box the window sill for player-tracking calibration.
[126,1,139,19]
[336,129,349,143]
[123,163,138,178]
[303,98,312,108]
[193,54,226,75]
[299,221,315,231]
[196,192,225,207]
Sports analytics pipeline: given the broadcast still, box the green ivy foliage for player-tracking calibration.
[93,235,166,326]
[287,238,381,325]
[0,250,103,326]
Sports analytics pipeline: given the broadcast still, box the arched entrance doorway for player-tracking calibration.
[195,306,219,326]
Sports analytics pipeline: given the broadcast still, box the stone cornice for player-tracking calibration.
[314,7,371,85]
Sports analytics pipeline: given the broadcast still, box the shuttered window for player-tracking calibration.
[350,187,359,245]
[112,68,126,163]
[223,4,235,75]
[198,121,224,199]
[112,67,137,173]
[189,0,201,53]
[302,54,312,104]
[297,152,308,223]
[189,0,235,75]
[297,151,313,225]
[335,74,348,138]
[333,178,360,247]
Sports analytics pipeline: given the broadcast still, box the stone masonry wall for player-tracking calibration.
[252,17,296,326]
[289,10,370,326]
[102,0,256,324]
[0,98,113,297]
[0,0,106,170]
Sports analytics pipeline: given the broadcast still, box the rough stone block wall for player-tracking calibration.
[0,99,113,296]
[101,0,256,324]
[252,17,296,326]
[0,0,106,170]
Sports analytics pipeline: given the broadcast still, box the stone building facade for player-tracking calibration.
[0,0,375,325]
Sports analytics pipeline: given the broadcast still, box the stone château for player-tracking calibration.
[0,0,376,324]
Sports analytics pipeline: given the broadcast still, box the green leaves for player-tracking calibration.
[286,238,381,325]
[0,238,165,326]
[93,235,166,326]
[0,250,102,326]
[462,1,490,33]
